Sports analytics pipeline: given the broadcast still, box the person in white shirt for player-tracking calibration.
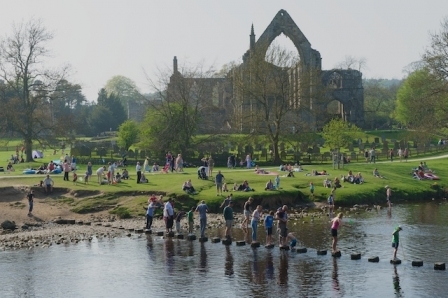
[43,175,54,193]
[163,198,175,233]
[96,166,106,185]
[136,162,142,184]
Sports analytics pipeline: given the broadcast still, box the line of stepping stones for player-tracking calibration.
[142,229,446,271]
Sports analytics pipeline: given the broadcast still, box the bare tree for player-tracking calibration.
[141,60,219,155]
[0,19,69,161]
[230,44,322,163]
[335,55,367,72]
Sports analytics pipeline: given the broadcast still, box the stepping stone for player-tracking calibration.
[265,244,275,249]
[187,234,197,241]
[236,241,246,246]
[351,253,361,260]
[368,256,380,263]
[84,222,92,226]
[412,260,423,267]
[134,229,143,233]
[167,231,175,237]
[144,229,152,234]
[176,234,184,239]
[222,239,232,245]
[103,223,111,227]
[251,242,260,248]
[317,250,327,255]
[280,245,290,251]
[156,231,164,236]
[67,219,76,225]
[434,262,446,270]
[128,228,134,232]
[212,237,221,243]
[199,237,208,242]
[76,221,84,225]
[390,258,402,265]
[296,247,307,253]
[332,251,342,258]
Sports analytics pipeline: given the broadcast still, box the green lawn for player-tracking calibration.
[1,134,447,218]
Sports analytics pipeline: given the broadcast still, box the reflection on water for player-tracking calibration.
[393,265,403,297]
[1,202,448,297]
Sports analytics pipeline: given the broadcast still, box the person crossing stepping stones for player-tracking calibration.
[392,225,403,261]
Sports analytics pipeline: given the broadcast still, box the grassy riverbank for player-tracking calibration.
[1,148,447,218]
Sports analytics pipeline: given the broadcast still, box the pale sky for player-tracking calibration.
[1,0,447,101]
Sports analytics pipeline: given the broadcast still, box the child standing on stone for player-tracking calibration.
[392,226,402,260]
[264,211,274,246]
[187,206,195,234]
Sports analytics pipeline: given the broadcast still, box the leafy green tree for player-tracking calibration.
[96,88,127,131]
[322,118,362,150]
[140,103,199,155]
[394,69,448,138]
[363,79,400,129]
[118,120,139,150]
[104,75,142,116]
[89,105,113,134]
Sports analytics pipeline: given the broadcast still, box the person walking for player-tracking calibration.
[195,200,209,238]
[215,170,225,196]
[403,148,408,162]
[276,205,288,246]
[398,148,403,162]
[369,148,376,163]
[223,201,234,240]
[392,226,403,260]
[331,213,343,253]
[146,201,155,230]
[163,198,174,233]
[251,205,262,242]
[27,190,34,216]
[87,162,93,182]
[389,149,394,162]
[63,159,70,181]
[242,197,253,233]
[386,185,392,208]
[136,162,142,184]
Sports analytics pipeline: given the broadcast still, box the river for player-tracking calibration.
[1,202,448,298]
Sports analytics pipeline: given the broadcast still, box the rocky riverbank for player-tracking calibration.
[0,202,380,252]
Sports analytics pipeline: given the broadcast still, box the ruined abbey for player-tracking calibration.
[167,9,364,132]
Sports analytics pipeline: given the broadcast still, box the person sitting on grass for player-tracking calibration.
[238,180,254,191]
[43,174,54,194]
[140,173,148,183]
[373,168,384,178]
[265,179,274,191]
[323,177,332,188]
[287,170,295,177]
[222,183,229,192]
[293,163,303,172]
[152,163,159,172]
[353,172,364,184]
[255,165,269,174]
[182,179,196,194]
[333,177,342,188]
[6,162,14,173]
[121,168,129,180]
[115,172,122,183]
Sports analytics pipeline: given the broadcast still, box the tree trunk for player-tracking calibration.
[25,136,33,162]
[272,139,281,164]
